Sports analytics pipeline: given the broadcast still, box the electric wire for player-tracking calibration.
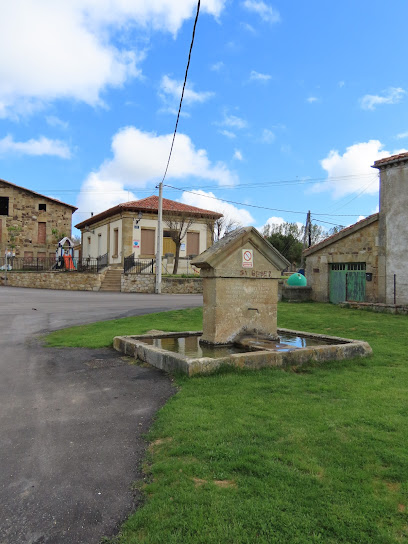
[163,184,366,217]
[159,0,201,186]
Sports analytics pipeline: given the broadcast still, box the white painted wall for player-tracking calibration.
[80,215,211,265]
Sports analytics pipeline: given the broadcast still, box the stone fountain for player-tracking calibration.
[114,227,372,375]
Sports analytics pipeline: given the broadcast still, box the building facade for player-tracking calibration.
[75,196,223,266]
[305,151,408,305]
[304,214,379,303]
[0,178,77,260]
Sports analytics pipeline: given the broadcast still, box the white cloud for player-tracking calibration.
[219,130,236,139]
[0,135,71,158]
[306,96,319,103]
[218,113,247,130]
[76,126,238,218]
[249,70,271,82]
[210,61,224,72]
[313,140,408,198]
[241,22,256,33]
[263,216,303,232]
[159,75,214,107]
[180,189,254,225]
[242,1,281,23]
[46,116,69,130]
[0,0,226,118]
[261,129,275,143]
[396,131,408,139]
[360,87,406,111]
[233,150,243,161]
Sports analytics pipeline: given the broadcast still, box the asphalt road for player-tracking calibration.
[0,287,202,544]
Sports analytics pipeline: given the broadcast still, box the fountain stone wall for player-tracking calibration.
[191,227,290,345]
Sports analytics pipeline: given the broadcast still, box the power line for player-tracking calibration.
[159,0,201,185]
[163,184,365,217]
[171,172,376,191]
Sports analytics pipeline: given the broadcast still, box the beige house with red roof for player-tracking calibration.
[75,196,222,267]
[0,178,77,261]
[304,151,408,305]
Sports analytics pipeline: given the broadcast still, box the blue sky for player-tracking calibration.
[1,0,407,235]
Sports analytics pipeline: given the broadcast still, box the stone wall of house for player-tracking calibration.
[0,181,74,259]
[305,220,379,302]
[121,274,203,294]
[0,271,103,291]
[377,160,408,304]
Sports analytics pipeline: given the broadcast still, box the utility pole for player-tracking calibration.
[300,210,311,270]
[155,182,163,294]
[4,245,8,285]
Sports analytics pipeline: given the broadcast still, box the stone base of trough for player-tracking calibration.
[113,329,372,377]
[339,301,408,314]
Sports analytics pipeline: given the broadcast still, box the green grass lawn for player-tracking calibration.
[44,307,203,348]
[45,303,408,543]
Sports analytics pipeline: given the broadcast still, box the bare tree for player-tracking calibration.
[213,215,241,242]
[164,215,195,274]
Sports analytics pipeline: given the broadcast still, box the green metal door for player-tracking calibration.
[330,264,346,303]
[330,263,366,303]
[345,264,366,302]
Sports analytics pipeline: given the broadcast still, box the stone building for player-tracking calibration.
[0,178,77,260]
[304,151,408,305]
[303,214,379,303]
[75,196,223,267]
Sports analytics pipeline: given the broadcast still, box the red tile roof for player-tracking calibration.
[303,213,379,257]
[75,195,223,229]
[373,152,408,168]
[0,177,77,211]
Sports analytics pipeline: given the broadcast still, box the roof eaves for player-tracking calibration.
[303,213,379,257]
[0,177,77,211]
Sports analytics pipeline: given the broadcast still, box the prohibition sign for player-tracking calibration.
[242,249,253,268]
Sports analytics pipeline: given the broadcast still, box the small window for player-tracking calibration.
[113,228,119,256]
[88,237,91,245]
[0,197,9,216]
[39,203,47,211]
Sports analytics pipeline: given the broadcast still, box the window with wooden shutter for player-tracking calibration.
[187,231,199,257]
[141,229,155,256]
[38,222,46,244]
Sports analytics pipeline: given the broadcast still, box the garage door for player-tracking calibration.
[330,263,366,304]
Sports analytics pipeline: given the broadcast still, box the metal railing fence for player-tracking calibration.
[0,256,102,273]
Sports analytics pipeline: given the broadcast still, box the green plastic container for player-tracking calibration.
[287,273,307,286]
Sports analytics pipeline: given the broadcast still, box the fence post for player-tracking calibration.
[394,274,396,305]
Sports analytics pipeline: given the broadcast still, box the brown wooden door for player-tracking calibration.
[163,237,176,255]
[38,222,46,244]
[187,232,199,257]
[141,229,155,256]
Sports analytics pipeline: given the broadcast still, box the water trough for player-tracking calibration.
[113,227,372,375]
[113,329,372,376]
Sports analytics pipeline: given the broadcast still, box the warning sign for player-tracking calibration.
[242,249,253,268]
